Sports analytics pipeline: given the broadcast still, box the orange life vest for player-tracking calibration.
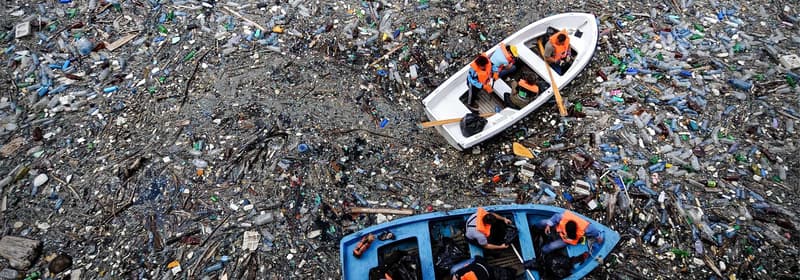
[460,271,478,280]
[549,30,571,61]
[474,207,492,237]
[519,80,539,95]
[470,55,493,92]
[499,43,514,65]
[556,210,590,245]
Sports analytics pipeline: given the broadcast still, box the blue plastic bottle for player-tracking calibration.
[728,79,752,91]
[77,38,94,56]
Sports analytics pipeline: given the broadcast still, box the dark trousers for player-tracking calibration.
[550,61,572,75]
[467,83,485,107]
[497,64,517,79]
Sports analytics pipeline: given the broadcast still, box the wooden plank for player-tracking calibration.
[104,33,138,51]
[475,91,505,114]
[0,236,41,269]
[420,113,495,128]
[349,207,414,215]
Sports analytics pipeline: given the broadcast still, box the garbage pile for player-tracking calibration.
[0,0,798,279]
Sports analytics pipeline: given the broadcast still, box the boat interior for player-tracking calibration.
[458,32,580,115]
[367,210,596,280]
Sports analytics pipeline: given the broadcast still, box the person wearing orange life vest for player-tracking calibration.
[450,256,493,280]
[534,210,604,254]
[465,207,513,250]
[544,29,572,75]
[489,43,519,80]
[504,73,540,109]
[465,54,495,112]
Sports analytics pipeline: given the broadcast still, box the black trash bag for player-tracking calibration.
[460,113,487,137]
[524,253,581,279]
[434,237,467,273]
[392,255,421,280]
[502,225,519,245]
[546,254,574,278]
[369,251,421,280]
[490,266,517,280]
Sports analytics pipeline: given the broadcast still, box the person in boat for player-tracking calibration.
[466,54,495,112]
[504,73,539,109]
[450,256,516,280]
[450,256,493,280]
[465,207,513,250]
[490,43,519,80]
[544,29,572,75]
[534,210,604,254]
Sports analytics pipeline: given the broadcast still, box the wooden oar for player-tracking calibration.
[537,38,568,117]
[419,112,495,128]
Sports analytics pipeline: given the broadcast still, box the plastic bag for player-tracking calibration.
[370,251,421,280]
[502,225,519,245]
[460,113,487,137]
[434,237,467,272]
[524,254,574,278]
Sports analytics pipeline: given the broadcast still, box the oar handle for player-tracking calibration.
[420,112,495,128]
[537,38,568,117]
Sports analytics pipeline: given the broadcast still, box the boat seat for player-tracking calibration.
[449,257,476,275]
[566,243,588,257]
[468,242,483,257]
[491,78,512,100]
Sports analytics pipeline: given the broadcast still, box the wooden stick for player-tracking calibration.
[349,207,414,215]
[420,112,495,128]
[222,6,268,31]
[104,32,138,51]
[537,39,568,117]
[511,244,536,280]
[368,44,405,68]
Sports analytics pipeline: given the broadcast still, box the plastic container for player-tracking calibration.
[297,143,309,153]
[409,64,418,80]
[76,37,94,56]
[254,212,274,225]
[728,79,752,91]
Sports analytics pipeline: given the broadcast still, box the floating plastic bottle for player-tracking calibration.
[76,37,94,56]
[728,79,752,91]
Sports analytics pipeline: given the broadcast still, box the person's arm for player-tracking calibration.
[492,63,501,76]
[584,224,604,243]
[491,213,513,225]
[482,243,509,250]
[543,213,562,234]
[543,42,556,63]
[483,82,494,93]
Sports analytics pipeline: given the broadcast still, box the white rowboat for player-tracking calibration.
[422,13,599,150]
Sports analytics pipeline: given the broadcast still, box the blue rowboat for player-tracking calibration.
[340,204,620,279]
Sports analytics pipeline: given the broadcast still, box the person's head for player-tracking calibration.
[522,74,537,84]
[557,33,567,44]
[565,221,578,239]
[475,55,489,68]
[507,45,519,58]
[482,213,496,224]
